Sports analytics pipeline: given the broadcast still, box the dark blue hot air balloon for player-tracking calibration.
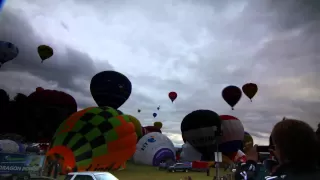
[90,71,132,109]
[153,113,157,118]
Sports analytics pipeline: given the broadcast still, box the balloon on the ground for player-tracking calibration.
[180,142,202,161]
[37,45,53,63]
[0,139,19,153]
[90,71,132,109]
[0,41,19,68]
[153,113,157,118]
[181,110,222,160]
[154,122,162,129]
[133,132,175,166]
[47,106,137,172]
[218,115,244,159]
[243,132,254,153]
[222,85,242,110]
[168,92,177,102]
[127,115,143,140]
[242,83,258,102]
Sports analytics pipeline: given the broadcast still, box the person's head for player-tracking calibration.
[271,119,317,167]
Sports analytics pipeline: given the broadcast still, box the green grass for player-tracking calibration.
[59,162,234,180]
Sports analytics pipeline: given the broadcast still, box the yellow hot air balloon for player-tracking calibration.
[154,121,163,129]
[37,45,53,63]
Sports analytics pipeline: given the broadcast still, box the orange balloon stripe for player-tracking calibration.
[47,145,76,169]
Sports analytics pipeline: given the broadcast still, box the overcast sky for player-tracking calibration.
[1,0,320,146]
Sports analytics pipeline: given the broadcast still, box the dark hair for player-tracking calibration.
[271,119,317,168]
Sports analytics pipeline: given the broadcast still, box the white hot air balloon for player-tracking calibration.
[133,132,176,166]
[180,142,202,161]
[0,140,19,153]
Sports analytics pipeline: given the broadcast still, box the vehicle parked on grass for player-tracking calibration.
[64,171,118,180]
[167,162,192,172]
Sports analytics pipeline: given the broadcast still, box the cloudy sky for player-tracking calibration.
[1,0,320,146]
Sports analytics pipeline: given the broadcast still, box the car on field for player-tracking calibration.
[167,162,192,172]
[64,172,118,180]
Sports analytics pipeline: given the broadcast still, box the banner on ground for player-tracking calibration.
[0,153,45,175]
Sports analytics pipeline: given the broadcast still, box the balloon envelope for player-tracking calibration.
[0,140,19,153]
[47,106,137,171]
[168,92,177,102]
[180,110,221,160]
[0,41,19,67]
[222,85,242,110]
[242,83,258,101]
[218,115,244,158]
[243,132,254,152]
[37,45,53,62]
[153,113,157,118]
[133,132,175,166]
[180,142,202,161]
[90,71,132,109]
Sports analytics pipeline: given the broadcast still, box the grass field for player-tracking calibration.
[109,163,233,180]
[57,162,234,180]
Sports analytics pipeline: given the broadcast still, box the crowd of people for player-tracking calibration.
[235,119,320,180]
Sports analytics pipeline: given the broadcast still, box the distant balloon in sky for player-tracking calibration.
[222,85,242,110]
[90,71,132,109]
[37,45,53,63]
[242,83,258,102]
[168,92,177,102]
[157,106,160,110]
[138,109,141,113]
[0,41,19,68]
[153,113,157,118]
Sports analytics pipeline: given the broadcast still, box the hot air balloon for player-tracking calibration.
[47,107,137,172]
[133,132,176,166]
[0,41,19,68]
[222,85,242,110]
[153,113,157,118]
[154,122,163,129]
[90,71,132,109]
[242,83,258,102]
[243,132,254,153]
[218,115,244,159]
[37,45,53,63]
[168,92,177,102]
[0,139,20,153]
[180,110,222,160]
[127,115,143,140]
[137,109,141,113]
[142,126,162,136]
[26,88,77,142]
[157,106,160,110]
[180,142,202,161]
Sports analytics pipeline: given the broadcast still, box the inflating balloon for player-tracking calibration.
[133,132,176,166]
[181,110,222,160]
[242,83,258,102]
[154,122,162,129]
[47,106,137,172]
[0,139,20,153]
[0,41,19,68]
[127,115,143,140]
[26,88,77,141]
[219,115,244,159]
[90,71,132,109]
[222,85,242,110]
[153,113,157,118]
[180,142,202,161]
[37,45,53,63]
[168,92,177,102]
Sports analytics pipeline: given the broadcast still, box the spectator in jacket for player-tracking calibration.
[235,119,320,180]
